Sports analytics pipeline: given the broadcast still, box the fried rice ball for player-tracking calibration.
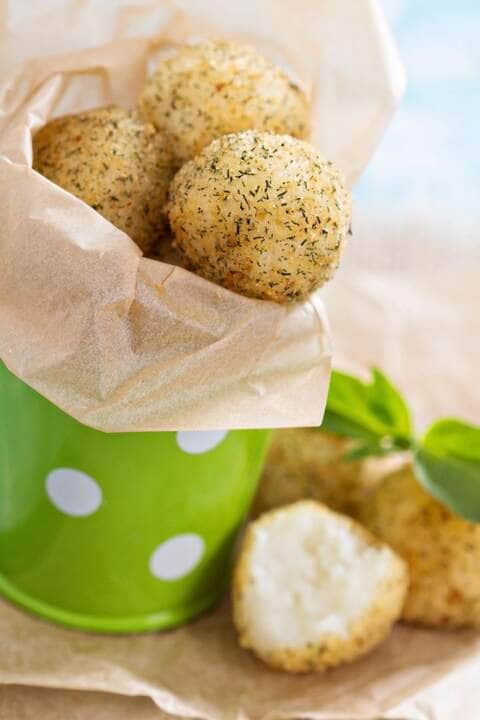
[233,501,408,672]
[168,131,351,302]
[33,106,176,253]
[254,429,385,518]
[138,40,310,162]
[361,465,480,628]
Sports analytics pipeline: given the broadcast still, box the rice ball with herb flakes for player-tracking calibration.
[138,40,310,162]
[168,131,351,302]
[233,501,407,672]
[361,465,480,628]
[33,106,176,254]
[254,429,384,518]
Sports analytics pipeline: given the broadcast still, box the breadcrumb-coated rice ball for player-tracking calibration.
[138,40,310,162]
[33,106,176,253]
[361,465,480,628]
[254,429,383,518]
[233,501,408,672]
[168,131,351,302]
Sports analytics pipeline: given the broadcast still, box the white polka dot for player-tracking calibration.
[176,430,228,455]
[149,533,205,581]
[46,468,102,517]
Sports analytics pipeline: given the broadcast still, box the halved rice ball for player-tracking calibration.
[233,501,408,672]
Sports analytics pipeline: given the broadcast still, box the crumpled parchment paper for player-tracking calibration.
[0,0,403,432]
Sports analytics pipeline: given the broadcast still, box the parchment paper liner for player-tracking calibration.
[0,0,404,432]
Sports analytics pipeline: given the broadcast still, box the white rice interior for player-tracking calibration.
[241,504,393,651]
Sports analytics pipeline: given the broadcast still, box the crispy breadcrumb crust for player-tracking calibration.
[168,131,351,302]
[254,429,380,517]
[138,40,310,162]
[33,106,176,253]
[361,465,480,628]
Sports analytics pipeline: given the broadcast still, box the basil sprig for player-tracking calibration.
[322,369,480,522]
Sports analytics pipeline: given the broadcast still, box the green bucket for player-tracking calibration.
[0,363,270,633]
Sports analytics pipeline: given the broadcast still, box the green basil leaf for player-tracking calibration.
[343,441,395,461]
[321,410,380,442]
[326,369,412,441]
[413,447,480,523]
[423,419,480,462]
[370,369,412,438]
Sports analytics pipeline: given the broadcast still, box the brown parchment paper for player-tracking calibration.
[0,0,403,432]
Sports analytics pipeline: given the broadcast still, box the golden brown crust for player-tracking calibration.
[233,501,408,672]
[138,40,310,162]
[168,131,351,302]
[253,429,381,517]
[33,106,176,253]
[361,466,480,628]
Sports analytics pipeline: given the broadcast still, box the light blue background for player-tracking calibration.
[356,0,479,238]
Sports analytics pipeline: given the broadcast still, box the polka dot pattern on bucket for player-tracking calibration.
[46,468,102,517]
[176,430,228,454]
[149,533,205,581]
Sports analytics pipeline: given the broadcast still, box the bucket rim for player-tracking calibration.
[0,572,223,633]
